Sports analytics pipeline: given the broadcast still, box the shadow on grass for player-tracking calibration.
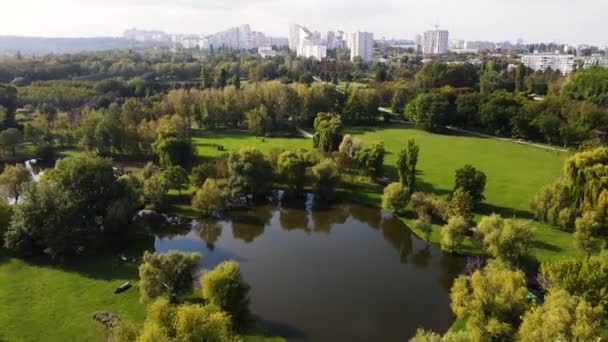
[530,239,562,253]
[477,203,535,220]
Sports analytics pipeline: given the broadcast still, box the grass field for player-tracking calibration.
[192,125,574,261]
[0,249,285,342]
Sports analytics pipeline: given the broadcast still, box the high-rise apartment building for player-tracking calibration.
[521,53,575,75]
[422,28,449,55]
[288,24,327,60]
[350,31,374,62]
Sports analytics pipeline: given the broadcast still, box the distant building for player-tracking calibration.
[465,41,496,51]
[350,31,374,62]
[582,55,608,69]
[449,39,465,50]
[422,28,449,55]
[289,24,327,60]
[258,46,277,58]
[521,53,575,74]
[327,31,336,49]
[124,29,170,43]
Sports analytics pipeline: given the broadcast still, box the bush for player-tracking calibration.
[382,182,410,214]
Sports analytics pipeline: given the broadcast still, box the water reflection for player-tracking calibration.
[153,196,466,342]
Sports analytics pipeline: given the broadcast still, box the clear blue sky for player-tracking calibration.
[1,0,606,46]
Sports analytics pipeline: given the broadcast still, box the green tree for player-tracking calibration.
[397,139,420,190]
[201,260,251,330]
[573,211,602,257]
[162,166,189,194]
[277,150,309,195]
[450,260,527,341]
[477,214,535,263]
[0,164,32,203]
[453,165,486,205]
[227,147,272,202]
[447,188,474,222]
[191,162,215,188]
[246,105,272,136]
[144,173,168,210]
[441,216,469,252]
[518,289,603,342]
[311,159,338,202]
[540,254,608,311]
[174,303,232,341]
[192,179,226,217]
[355,141,385,179]
[514,64,527,93]
[200,66,213,89]
[382,182,410,214]
[405,93,449,132]
[313,113,343,154]
[0,128,23,156]
[139,251,201,302]
[152,134,194,168]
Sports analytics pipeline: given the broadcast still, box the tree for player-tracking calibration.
[5,156,137,259]
[201,260,251,330]
[453,165,486,205]
[0,199,12,243]
[440,216,469,252]
[139,251,201,302]
[573,211,602,257]
[174,303,232,341]
[144,173,168,210]
[191,162,215,187]
[405,93,449,132]
[382,182,410,214]
[162,166,189,194]
[446,188,474,222]
[514,64,527,93]
[391,85,412,114]
[0,164,32,203]
[192,179,226,217]
[246,105,272,136]
[450,260,527,341]
[518,289,603,342]
[313,113,343,154]
[277,150,309,195]
[477,214,535,263]
[152,134,194,168]
[311,159,338,202]
[355,141,385,179]
[227,147,272,202]
[397,139,420,190]
[540,254,608,311]
[0,128,22,156]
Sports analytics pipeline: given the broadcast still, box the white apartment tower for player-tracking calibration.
[422,28,449,55]
[521,53,575,75]
[350,31,374,62]
[288,24,327,60]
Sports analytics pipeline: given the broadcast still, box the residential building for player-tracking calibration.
[327,31,336,49]
[521,53,575,74]
[288,24,327,60]
[465,41,495,51]
[582,55,608,68]
[350,31,374,62]
[123,29,170,43]
[258,46,277,58]
[422,28,449,54]
[449,39,465,50]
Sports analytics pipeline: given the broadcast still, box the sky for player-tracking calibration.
[1,0,606,46]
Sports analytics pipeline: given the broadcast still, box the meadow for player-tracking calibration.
[192,124,573,261]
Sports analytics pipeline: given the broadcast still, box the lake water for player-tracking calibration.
[154,195,465,342]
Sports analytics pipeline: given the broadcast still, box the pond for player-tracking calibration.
[154,194,466,342]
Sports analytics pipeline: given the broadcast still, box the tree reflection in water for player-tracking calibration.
[230,205,272,243]
[379,210,413,264]
[195,220,222,250]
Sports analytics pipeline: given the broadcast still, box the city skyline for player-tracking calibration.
[0,0,606,46]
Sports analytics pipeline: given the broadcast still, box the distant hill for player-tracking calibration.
[0,36,158,55]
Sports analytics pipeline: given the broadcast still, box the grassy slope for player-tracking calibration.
[192,125,574,261]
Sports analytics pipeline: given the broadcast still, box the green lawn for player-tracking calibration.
[192,125,575,262]
[0,250,285,342]
[337,81,368,92]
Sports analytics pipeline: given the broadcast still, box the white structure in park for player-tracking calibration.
[350,31,374,62]
[521,53,575,75]
[422,28,449,55]
[289,24,327,60]
[258,46,277,58]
